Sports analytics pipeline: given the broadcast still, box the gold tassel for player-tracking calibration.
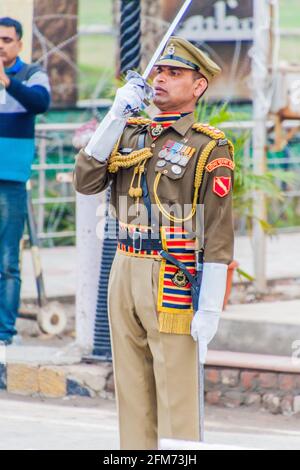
[128,166,140,198]
[128,159,147,205]
[108,148,152,174]
[158,312,193,335]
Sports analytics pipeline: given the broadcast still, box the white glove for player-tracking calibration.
[85,77,146,162]
[110,76,146,119]
[191,311,220,364]
[191,263,228,364]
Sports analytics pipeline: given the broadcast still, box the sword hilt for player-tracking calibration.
[126,70,154,108]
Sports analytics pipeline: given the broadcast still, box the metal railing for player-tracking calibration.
[33,123,83,241]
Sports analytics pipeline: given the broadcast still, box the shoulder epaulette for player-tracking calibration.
[192,123,226,140]
[127,117,151,126]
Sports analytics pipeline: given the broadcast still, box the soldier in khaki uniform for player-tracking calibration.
[74,37,234,450]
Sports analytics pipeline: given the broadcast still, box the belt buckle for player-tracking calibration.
[132,230,142,252]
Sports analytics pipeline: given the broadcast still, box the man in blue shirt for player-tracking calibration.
[0,17,51,345]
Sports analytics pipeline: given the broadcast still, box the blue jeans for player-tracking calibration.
[0,180,27,341]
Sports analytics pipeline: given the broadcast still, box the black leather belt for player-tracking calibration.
[118,227,162,252]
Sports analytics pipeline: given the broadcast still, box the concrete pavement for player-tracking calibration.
[0,394,300,450]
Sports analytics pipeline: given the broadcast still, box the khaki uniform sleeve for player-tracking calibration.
[199,143,234,265]
[73,149,112,195]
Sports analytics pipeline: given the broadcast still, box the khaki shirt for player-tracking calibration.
[74,113,234,265]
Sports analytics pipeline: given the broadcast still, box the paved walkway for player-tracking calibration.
[21,232,300,300]
[0,395,300,450]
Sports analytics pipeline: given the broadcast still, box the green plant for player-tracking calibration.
[196,102,298,234]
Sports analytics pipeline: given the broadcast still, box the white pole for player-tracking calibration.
[75,192,105,353]
[38,133,46,235]
[251,0,276,293]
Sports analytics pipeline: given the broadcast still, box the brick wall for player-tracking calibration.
[205,367,300,416]
[1,361,300,416]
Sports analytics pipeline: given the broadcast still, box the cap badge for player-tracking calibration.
[167,44,176,55]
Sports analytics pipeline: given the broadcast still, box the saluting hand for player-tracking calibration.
[0,58,10,88]
[111,76,147,118]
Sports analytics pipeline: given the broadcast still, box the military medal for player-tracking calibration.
[167,142,183,164]
[171,165,182,175]
[178,145,196,167]
[165,141,178,161]
[157,160,167,168]
[158,141,195,172]
[171,154,181,164]
[172,142,183,154]
[159,140,174,160]
[158,149,169,159]
[179,156,189,167]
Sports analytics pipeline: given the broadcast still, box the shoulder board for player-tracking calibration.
[192,123,225,140]
[126,117,151,126]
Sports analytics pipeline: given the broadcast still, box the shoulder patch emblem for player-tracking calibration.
[206,158,235,173]
[213,176,232,198]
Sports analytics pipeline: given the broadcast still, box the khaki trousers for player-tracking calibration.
[108,251,199,450]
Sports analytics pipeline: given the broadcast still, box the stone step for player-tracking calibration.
[212,300,300,356]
